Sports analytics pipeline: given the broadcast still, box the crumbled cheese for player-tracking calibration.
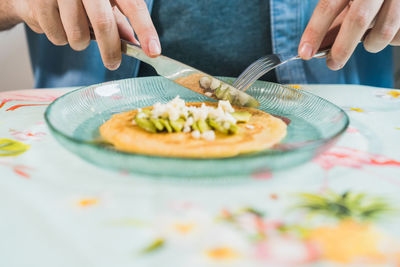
[184,117,194,129]
[237,91,250,106]
[220,84,229,91]
[189,105,209,121]
[210,78,221,90]
[208,106,223,120]
[202,130,216,141]
[245,124,254,129]
[191,130,201,139]
[150,96,188,121]
[132,120,137,125]
[205,92,213,97]
[170,95,185,108]
[143,96,242,140]
[224,113,237,124]
[218,100,235,113]
[167,105,180,121]
[151,102,165,118]
[137,112,147,119]
[168,96,185,121]
[207,106,237,125]
[228,86,238,97]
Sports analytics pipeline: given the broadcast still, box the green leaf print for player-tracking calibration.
[295,191,394,222]
[140,238,165,254]
[0,138,30,157]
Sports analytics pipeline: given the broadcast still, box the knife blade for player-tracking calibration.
[120,40,259,108]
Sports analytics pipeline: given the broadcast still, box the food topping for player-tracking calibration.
[199,76,212,89]
[175,73,260,108]
[134,96,251,140]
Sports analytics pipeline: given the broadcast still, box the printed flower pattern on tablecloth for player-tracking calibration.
[0,160,33,178]
[0,138,33,177]
[0,138,30,157]
[8,122,48,141]
[294,192,399,264]
[77,198,99,207]
[374,89,400,101]
[349,107,365,113]
[0,91,63,111]
[9,129,46,141]
[141,239,165,254]
[313,146,400,171]
[104,190,400,266]
[252,169,273,180]
[346,126,360,134]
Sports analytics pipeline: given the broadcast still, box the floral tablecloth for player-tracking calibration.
[1,84,400,267]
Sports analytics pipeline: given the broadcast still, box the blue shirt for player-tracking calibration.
[26,0,393,88]
[138,0,277,82]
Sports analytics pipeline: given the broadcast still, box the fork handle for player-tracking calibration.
[313,49,330,58]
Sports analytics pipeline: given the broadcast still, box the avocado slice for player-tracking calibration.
[135,117,157,133]
[232,111,251,123]
[160,119,173,133]
[197,119,211,133]
[228,123,239,134]
[150,118,165,131]
[170,118,185,132]
[244,97,260,108]
[221,89,233,102]
[208,119,228,134]
[215,86,226,99]
[192,121,200,132]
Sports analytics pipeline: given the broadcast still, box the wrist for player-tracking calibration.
[0,0,22,30]
[9,0,22,23]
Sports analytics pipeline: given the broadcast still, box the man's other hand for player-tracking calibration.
[12,0,161,70]
[299,0,400,70]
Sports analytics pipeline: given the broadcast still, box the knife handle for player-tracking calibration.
[121,40,159,66]
[89,27,157,67]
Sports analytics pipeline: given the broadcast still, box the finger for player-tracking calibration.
[327,0,383,70]
[299,0,349,60]
[58,0,90,51]
[363,0,400,53]
[82,0,121,70]
[112,6,139,44]
[35,0,68,45]
[114,0,161,57]
[319,5,352,50]
[391,30,400,46]
[26,22,44,34]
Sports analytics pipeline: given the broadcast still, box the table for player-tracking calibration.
[1,84,400,267]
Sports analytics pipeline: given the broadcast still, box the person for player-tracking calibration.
[0,0,397,88]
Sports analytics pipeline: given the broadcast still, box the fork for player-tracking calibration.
[232,49,330,92]
[233,18,373,93]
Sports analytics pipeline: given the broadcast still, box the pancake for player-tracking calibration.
[99,102,287,158]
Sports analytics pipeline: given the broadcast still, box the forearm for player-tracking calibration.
[0,0,21,31]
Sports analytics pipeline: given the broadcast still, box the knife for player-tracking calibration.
[90,30,259,108]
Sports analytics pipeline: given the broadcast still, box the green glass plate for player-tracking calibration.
[44,77,349,177]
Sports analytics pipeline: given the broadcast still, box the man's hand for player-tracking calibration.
[11,0,160,70]
[299,0,400,70]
